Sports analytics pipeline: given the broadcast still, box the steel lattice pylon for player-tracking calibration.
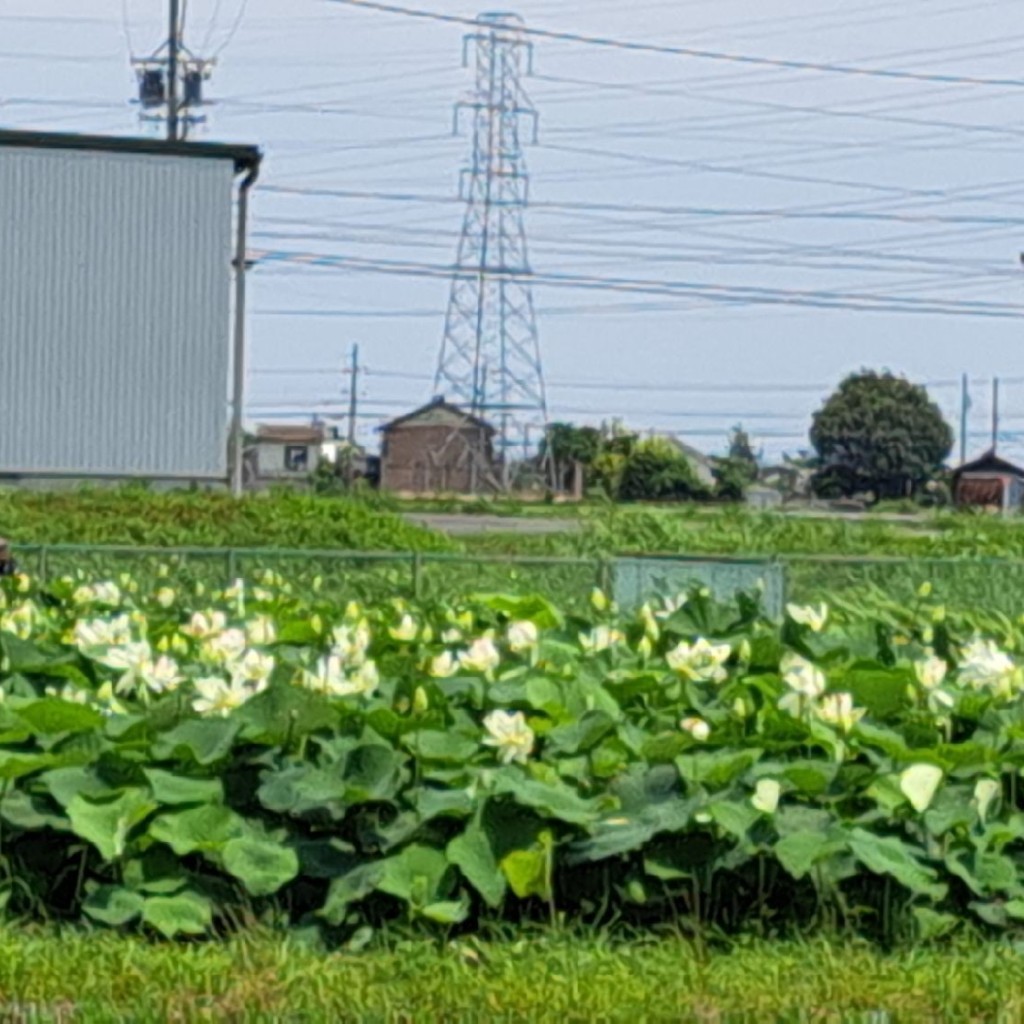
[434,12,548,485]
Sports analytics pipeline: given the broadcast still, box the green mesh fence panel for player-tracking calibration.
[784,557,1024,619]
[613,556,785,619]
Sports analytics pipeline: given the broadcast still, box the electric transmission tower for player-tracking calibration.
[433,12,548,487]
[130,0,214,140]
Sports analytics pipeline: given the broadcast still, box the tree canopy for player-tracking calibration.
[809,370,953,500]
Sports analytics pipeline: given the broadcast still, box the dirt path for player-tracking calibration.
[404,513,582,536]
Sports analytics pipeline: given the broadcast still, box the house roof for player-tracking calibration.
[256,424,326,445]
[378,397,495,435]
[952,448,1024,478]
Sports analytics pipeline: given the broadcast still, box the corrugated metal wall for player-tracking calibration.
[0,145,234,477]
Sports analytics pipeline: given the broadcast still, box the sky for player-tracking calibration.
[2,0,1024,463]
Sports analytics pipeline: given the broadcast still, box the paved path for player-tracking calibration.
[405,513,582,536]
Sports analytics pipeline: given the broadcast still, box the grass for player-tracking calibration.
[0,486,453,553]
[3,928,1024,1022]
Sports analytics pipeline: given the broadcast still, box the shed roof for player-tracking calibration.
[952,448,1024,479]
[256,424,326,445]
[379,397,494,434]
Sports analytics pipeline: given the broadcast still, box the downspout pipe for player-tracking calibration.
[230,157,261,497]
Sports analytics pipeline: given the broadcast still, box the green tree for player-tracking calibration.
[618,437,709,501]
[540,422,603,491]
[714,425,760,500]
[809,370,953,500]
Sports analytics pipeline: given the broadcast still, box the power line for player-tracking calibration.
[250,249,1024,320]
[327,0,1024,89]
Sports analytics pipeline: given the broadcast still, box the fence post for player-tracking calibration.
[597,558,612,597]
[227,548,238,587]
[412,553,423,600]
[38,545,48,585]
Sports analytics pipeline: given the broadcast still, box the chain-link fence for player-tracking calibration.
[9,543,1024,618]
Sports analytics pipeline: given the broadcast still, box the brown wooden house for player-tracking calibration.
[952,449,1024,513]
[378,398,498,495]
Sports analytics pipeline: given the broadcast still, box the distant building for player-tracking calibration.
[952,449,1024,512]
[648,433,717,489]
[379,397,497,495]
[248,423,328,486]
[745,485,784,510]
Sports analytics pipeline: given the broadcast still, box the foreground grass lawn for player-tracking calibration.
[5,930,1024,1022]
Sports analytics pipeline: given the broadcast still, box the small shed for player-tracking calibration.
[379,397,497,495]
[952,449,1024,512]
[253,424,327,481]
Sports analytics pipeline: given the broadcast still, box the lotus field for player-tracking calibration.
[3,566,1024,946]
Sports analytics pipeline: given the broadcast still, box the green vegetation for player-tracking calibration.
[810,370,954,501]
[2,571,1024,950]
[5,930,1024,1021]
[0,486,453,552]
[464,505,1024,559]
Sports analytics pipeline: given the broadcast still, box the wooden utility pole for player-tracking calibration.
[960,372,969,465]
[992,376,1000,451]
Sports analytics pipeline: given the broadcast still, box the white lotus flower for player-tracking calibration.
[430,651,458,679]
[141,655,183,695]
[900,763,943,813]
[665,638,731,683]
[0,600,40,640]
[974,778,1001,824]
[459,636,501,675]
[507,620,539,654]
[958,638,1017,697]
[97,640,153,675]
[183,611,227,639]
[752,778,781,814]
[304,655,379,699]
[155,587,176,609]
[482,709,535,765]
[680,716,711,742]
[915,653,947,690]
[389,614,418,643]
[786,603,828,633]
[203,628,247,665]
[579,625,624,654]
[332,622,371,664]
[246,615,277,647]
[74,613,134,651]
[441,628,462,645]
[815,692,865,733]
[192,676,260,717]
[304,654,349,697]
[231,649,275,687]
[781,653,826,699]
[73,581,121,607]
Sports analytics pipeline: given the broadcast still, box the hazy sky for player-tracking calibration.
[3,0,1024,461]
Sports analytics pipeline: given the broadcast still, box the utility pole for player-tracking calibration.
[992,376,1000,451]
[960,372,969,465]
[346,344,359,447]
[167,0,180,141]
[131,0,213,137]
